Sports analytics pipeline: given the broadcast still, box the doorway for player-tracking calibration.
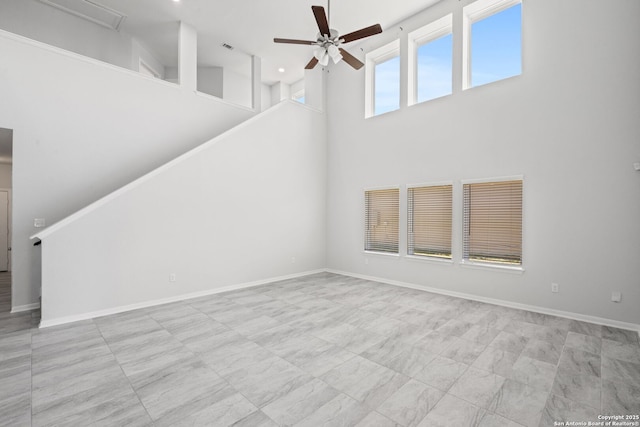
[0,128,12,314]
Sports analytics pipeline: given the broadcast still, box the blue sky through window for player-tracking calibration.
[471,3,522,87]
[417,33,453,103]
[374,56,400,115]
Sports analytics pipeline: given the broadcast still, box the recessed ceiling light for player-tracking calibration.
[173,0,180,3]
[278,68,285,73]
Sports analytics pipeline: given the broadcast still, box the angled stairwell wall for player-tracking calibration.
[33,101,327,326]
[0,30,257,311]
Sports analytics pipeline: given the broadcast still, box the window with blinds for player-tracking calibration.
[463,179,523,265]
[408,185,452,259]
[365,188,399,253]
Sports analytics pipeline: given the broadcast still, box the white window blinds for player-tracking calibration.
[463,180,523,265]
[408,185,453,259]
[365,188,399,253]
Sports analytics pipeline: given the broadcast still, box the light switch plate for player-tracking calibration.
[611,292,621,303]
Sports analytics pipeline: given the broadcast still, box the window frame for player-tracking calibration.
[364,186,401,255]
[460,175,524,272]
[407,182,454,262]
[365,40,401,118]
[408,14,453,106]
[462,0,522,90]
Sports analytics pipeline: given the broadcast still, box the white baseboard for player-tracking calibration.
[11,302,40,313]
[326,269,640,334]
[39,269,325,328]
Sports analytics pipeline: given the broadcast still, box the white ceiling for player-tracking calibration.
[95,0,443,85]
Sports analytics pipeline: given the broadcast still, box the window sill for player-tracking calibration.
[460,260,524,274]
[364,251,400,258]
[405,255,453,265]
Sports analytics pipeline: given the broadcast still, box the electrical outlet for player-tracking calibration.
[611,292,621,303]
[551,283,559,293]
[34,218,46,228]
[169,273,176,282]
[291,257,296,264]
[364,258,369,265]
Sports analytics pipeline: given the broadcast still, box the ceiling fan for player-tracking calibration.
[274,2,382,70]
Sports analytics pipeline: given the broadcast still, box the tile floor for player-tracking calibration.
[0,272,639,426]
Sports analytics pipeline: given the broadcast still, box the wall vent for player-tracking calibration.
[222,43,234,50]
[38,0,127,31]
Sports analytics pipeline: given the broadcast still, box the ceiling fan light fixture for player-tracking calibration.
[314,47,330,66]
[327,44,342,63]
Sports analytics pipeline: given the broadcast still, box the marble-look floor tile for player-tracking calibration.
[156,393,258,427]
[360,337,413,365]
[105,328,192,377]
[568,320,602,338]
[224,355,313,408]
[602,326,639,345]
[437,319,474,337]
[32,380,151,427]
[321,356,408,408]
[440,338,486,365]
[413,330,457,354]
[564,331,601,355]
[477,412,522,427]
[294,393,370,427]
[601,379,640,415]
[449,367,506,409]
[539,394,599,427]
[383,346,437,378]
[510,356,556,392]
[227,315,282,336]
[0,391,31,427]
[601,356,640,388]
[95,312,162,343]
[232,410,278,427]
[355,411,401,427]
[477,312,513,331]
[316,323,386,354]
[550,367,600,409]
[461,325,502,345]
[262,378,338,425]
[488,379,548,427]
[377,379,444,427]
[489,331,529,355]
[529,326,567,347]
[0,367,30,401]
[417,393,485,427]
[131,358,235,423]
[291,344,356,377]
[557,347,601,378]
[32,362,128,412]
[601,339,640,364]
[414,356,469,392]
[472,347,519,377]
[5,272,632,426]
[520,338,562,365]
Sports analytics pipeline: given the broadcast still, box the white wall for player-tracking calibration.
[133,39,166,79]
[223,68,253,109]
[197,66,224,98]
[0,0,134,69]
[326,0,640,325]
[38,101,326,324]
[0,30,256,310]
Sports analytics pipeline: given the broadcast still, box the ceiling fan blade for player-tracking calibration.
[274,38,316,45]
[305,57,319,69]
[312,6,330,36]
[339,48,364,70]
[340,24,383,44]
